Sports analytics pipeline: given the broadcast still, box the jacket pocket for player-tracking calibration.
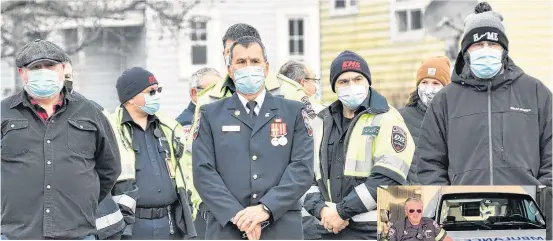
[1,119,30,159]
[67,118,98,158]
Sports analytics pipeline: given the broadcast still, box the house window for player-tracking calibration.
[288,19,305,58]
[330,0,358,16]
[390,0,425,42]
[190,19,207,65]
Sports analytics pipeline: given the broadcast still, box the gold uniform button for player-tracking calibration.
[252,155,257,161]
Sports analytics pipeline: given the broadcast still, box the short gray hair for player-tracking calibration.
[189,67,220,89]
[404,197,423,208]
[279,60,307,83]
[229,36,267,64]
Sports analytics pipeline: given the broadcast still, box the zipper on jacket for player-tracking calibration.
[487,81,493,185]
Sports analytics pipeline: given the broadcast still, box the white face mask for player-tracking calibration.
[337,85,368,110]
[417,84,443,107]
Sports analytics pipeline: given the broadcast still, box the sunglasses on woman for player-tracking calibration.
[409,209,422,213]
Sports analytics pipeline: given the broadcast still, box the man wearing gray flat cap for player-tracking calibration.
[0,39,121,240]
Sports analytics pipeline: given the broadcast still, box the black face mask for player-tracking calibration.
[64,80,73,92]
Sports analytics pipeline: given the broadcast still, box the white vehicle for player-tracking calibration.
[426,186,546,241]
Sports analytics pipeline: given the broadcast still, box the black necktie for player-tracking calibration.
[246,101,257,121]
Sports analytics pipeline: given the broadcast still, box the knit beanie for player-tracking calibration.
[329,50,371,92]
[416,56,451,86]
[116,67,158,104]
[460,2,508,53]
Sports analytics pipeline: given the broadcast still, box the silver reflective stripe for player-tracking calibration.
[112,194,136,212]
[354,184,376,211]
[300,186,320,204]
[301,208,311,217]
[364,114,385,164]
[306,186,320,194]
[374,155,410,177]
[96,209,124,230]
[351,210,377,222]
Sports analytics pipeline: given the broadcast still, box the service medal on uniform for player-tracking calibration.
[270,118,287,146]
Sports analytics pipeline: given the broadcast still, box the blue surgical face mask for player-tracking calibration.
[138,93,161,115]
[469,47,503,79]
[24,69,63,98]
[337,85,368,110]
[233,66,265,95]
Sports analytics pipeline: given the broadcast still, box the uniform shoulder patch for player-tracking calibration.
[391,126,407,153]
[182,125,192,138]
[301,96,317,119]
[301,109,313,137]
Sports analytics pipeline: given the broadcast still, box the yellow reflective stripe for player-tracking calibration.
[96,209,124,230]
[354,184,376,210]
[363,114,384,165]
[110,108,136,181]
[435,229,445,241]
[112,194,136,212]
[373,155,410,179]
[344,113,385,177]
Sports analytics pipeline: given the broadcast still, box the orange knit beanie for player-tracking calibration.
[416,56,451,86]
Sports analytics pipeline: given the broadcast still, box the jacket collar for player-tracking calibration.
[186,101,196,113]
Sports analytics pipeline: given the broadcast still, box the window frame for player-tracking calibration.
[329,0,359,17]
[189,18,208,66]
[389,0,425,42]
[287,18,306,60]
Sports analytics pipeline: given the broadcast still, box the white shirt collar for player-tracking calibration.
[237,89,266,115]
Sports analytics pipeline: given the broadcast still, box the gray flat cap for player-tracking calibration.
[15,39,67,68]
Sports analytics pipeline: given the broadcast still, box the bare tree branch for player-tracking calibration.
[1,0,201,59]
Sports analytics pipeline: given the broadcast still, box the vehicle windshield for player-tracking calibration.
[437,193,546,231]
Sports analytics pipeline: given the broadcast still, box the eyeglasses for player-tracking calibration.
[304,78,320,84]
[409,209,422,214]
[145,87,163,96]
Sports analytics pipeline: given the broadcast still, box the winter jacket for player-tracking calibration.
[414,56,552,185]
[398,94,426,184]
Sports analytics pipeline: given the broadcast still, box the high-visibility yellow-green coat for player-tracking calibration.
[107,107,197,239]
[183,71,322,212]
[304,89,414,228]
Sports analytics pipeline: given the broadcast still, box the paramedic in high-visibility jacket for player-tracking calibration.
[109,67,196,239]
[303,50,415,240]
[183,23,323,222]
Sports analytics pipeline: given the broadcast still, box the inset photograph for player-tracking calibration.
[377,186,549,241]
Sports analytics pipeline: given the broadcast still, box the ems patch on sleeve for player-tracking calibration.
[301,96,317,119]
[301,109,313,137]
[391,126,407,153]
[182,125,192,138]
